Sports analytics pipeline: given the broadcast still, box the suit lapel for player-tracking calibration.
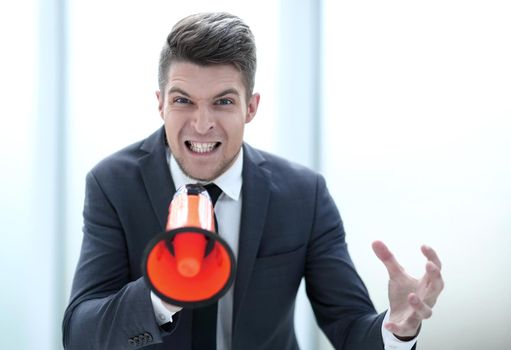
[233,144,271,332]
[138,127,175,231]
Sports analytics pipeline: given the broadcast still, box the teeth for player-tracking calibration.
[188,141,217,153]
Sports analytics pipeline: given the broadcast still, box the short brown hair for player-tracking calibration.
[158,12,257,100]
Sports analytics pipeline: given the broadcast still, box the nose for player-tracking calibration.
[192,106,214,134]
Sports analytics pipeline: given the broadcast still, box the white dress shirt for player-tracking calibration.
[151,148,417,349]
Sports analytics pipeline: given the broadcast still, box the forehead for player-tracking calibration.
[166,62,246,96]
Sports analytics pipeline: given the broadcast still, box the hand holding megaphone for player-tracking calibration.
[143,184,236,308]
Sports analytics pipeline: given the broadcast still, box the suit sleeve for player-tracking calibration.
[304,174,386,349]
[62,171,178,349]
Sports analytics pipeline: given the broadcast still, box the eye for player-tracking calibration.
[173,97,192,104]
[214,98,234,106]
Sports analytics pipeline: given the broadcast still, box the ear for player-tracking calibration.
[156,90,164,119]
[245,93,260,124]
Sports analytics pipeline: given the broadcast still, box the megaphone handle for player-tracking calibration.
[204,237,215,256]
[164,237,175,255]
[203,212,219,256]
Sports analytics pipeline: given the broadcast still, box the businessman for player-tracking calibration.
[62,12,444,349]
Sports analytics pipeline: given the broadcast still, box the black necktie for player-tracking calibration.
[204,183,222,206]
[192,183,222,350]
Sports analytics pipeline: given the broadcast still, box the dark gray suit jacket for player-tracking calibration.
[62,127,387,349]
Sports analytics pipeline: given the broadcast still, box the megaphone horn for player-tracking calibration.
[143,184,236,308]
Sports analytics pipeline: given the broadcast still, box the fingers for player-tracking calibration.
[408,293,433,320]
[373,242,444,282]
[426,261,443,285]
[421,245,445,300]
[421,244,442,270]
[372,240,404,279]
[423,261,445,304]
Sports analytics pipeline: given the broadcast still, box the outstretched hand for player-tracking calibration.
[372,240,444,339]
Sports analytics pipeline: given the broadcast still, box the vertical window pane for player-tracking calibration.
[0,1,43,349]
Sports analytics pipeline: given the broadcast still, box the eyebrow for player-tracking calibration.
[167,87,240,99]
[213,88,240,99]
[167,87,190,97]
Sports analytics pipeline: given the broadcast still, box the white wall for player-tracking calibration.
[321,1,511,349]
[0,1,56,349]
[4,1,509,349]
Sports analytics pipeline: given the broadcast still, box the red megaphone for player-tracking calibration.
[142,184,236,308]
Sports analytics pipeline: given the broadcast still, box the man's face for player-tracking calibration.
[157,62,260,181]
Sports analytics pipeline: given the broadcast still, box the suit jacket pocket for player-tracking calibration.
[254,243,306,270]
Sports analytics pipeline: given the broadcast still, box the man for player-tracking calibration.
[62,12,443,350]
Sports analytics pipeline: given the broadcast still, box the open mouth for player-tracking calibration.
[185,141,221,154]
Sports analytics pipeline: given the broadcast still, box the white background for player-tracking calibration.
[1,1,510,349]
[321,1,511,349]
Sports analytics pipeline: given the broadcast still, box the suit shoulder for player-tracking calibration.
[256,148,319,177]
[245,144,324,190]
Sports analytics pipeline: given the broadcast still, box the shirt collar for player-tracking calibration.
[168,148,243,201]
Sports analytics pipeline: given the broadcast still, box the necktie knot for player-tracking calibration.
[204,183,222,206]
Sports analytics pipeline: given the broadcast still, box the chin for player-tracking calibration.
[185,168,217,182]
